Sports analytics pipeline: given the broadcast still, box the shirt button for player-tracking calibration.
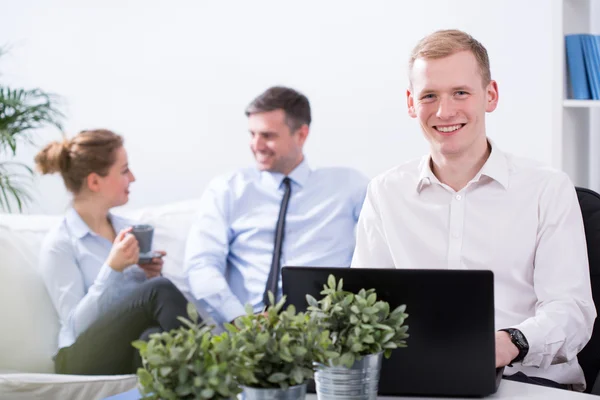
[452,231,461,238]
[455,194,462,200]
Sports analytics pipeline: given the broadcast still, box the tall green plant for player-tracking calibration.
[0,48,64,212]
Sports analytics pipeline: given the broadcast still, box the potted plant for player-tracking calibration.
[132,304,241,400]
[0,47,64,212]
[307,275,409,400]
[225,293,332,400]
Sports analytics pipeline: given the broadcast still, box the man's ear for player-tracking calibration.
[407,88,417,118]
[86,172,102,193]
[294,124,309,147]
[486,80,499,113]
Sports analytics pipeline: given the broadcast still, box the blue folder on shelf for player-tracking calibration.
[565,34,592,100]
[582,34,600,99]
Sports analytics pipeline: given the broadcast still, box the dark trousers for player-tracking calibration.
[55,277,193,375]
[504,371,573,391]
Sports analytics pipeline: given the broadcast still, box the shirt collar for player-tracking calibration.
[65,207,130,239]
[416,155,438,192]
[260,158,311,189]
[416,139,509,192]
[477,139,509,189]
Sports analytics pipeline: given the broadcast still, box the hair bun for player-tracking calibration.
[34,139,70,175]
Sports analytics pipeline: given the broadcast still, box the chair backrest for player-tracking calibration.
[575,187,600,393]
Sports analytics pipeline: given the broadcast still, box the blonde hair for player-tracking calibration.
[408,29,491,87]
[35,129,123,193]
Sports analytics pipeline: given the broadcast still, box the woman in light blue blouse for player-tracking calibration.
[35,129,195,375]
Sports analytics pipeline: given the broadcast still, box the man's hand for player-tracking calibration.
[139,250,166,279]
[495,330,519,367]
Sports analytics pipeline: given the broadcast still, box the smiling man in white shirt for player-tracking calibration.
[351,29,596,391]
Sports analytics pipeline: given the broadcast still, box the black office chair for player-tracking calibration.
[575,187,600,394]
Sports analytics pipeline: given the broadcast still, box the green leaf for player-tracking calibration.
[363,335,375,344]
[200,388,215,399]
[339,352,355,368]
[178,366,189,384]
[267,372,288,383]
[351,343,362,353]
[321,296,331,312]
[291,367,304,384]
[160,366,172,377]
[374,323,394,331]
[294,346,308,357]
[176,385,193,397]
[131,340,148,352]
[363,307,377,315]
[325,351,340,359]
[367,293,377,305]
[268,291,276,307]
[381,331,395,343]
[342,294,354,306]
[327,274,336,289]
[390,304,407,317]
[186,302,199,324]
[137,368,153,387]
[306,294,318,308]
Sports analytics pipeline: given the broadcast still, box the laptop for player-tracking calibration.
[281,267,502,397]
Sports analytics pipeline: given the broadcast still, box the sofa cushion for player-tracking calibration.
[0,373,137,400]
[0,215,62,373]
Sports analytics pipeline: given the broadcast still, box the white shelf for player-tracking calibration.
[563,100,600,108]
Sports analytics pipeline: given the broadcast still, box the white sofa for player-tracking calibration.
[0,199,204,399]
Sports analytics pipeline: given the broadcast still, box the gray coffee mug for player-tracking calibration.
[131,224,154,255]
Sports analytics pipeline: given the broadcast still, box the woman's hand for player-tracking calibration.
[106,228,140,272]
[139,251,166,279]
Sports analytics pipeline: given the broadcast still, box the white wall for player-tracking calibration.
[0,0,556,214]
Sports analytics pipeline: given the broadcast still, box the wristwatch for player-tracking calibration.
[499,328,529,364]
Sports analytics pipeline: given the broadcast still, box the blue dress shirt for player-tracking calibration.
[184,160,369,324]
[39,208,147,350]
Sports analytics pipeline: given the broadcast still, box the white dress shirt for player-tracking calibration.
[351,141,596,390]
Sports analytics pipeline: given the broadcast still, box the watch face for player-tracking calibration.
[512,330,529,349]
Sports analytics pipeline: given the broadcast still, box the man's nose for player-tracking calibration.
[436,97,458,119]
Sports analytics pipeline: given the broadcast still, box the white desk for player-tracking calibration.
[306,380,596,399]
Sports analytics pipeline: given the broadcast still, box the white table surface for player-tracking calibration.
[306,380,596,399]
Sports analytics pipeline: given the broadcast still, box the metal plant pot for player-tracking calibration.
[240,383,307,400]
[313,352,383,400]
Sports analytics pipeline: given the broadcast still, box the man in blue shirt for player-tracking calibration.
[184,86,369,324]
